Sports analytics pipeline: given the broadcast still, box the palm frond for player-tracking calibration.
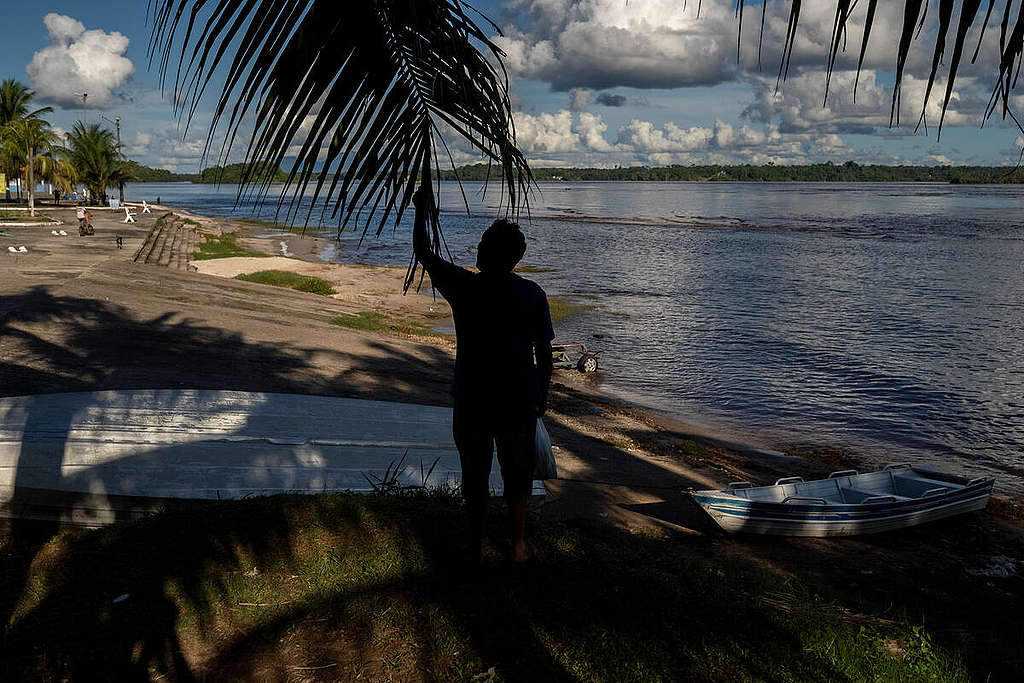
[148,0,532,252]
[754,0,1024,137]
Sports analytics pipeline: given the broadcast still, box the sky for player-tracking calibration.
[2,0,1023,172]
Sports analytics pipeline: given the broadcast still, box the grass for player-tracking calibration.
[549,297,596,323]
[0,210,54,222]
[238,216,325,235]
[194,231,270,260]
[234,269,336,295]
[330,310,433,336]
[0,494,997,681]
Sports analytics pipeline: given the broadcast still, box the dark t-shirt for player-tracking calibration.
[427,259,554,409]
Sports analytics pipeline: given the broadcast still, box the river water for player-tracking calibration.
[127,181,1024,490]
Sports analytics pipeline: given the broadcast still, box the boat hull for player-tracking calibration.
[692,478,994,537]
[0,390,546,527]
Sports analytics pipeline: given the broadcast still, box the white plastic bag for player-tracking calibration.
[533,418,557,479]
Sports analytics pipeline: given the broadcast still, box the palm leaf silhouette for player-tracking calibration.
[148,0,531,264]
[742,0,1024,139]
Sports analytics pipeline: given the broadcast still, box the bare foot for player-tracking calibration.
[511,542,533,564]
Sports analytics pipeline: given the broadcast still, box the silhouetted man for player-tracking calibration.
[413,186,553,564]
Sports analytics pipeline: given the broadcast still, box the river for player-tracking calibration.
[126,180,1024,490]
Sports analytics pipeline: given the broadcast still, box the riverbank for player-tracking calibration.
[1,205,1022,679]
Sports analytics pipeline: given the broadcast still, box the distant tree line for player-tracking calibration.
[121,159,1024,185]
[121,161,196,183]
[122,161,290,183]
[440,162,1024,184]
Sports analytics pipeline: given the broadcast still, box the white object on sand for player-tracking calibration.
[17,246,27,253]
[51,230,59,236]
[59,230,67,236]
[122,206,137,223]
[142,200,151,214]
[7,246,16,253]
[0,390,545,526]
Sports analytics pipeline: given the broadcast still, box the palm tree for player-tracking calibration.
[3,118,64,216]
[34,147,78,200]
[65,122,136,204]
[0,79,52,128]
[0,80,53,204]
[149,0,531,275]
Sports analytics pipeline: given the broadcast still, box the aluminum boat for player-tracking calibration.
[691,464,994,537]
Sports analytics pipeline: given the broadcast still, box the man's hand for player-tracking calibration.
[412,184,435,267]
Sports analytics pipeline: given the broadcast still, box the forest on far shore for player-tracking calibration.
[123,160,1024,185]
[439,161,1024,184]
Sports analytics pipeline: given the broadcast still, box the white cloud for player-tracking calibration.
[126,131,152,156]
[576,112,614,151]
[742,68,985,136]
[441,108,856,167]
[27,13,135,110]
[512,110,579,153]
[495,0,1006,139]
[495,0,738,90]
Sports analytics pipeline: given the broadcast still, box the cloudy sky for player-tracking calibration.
[2,0,1023,171]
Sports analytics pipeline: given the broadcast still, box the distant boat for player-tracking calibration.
[691,464,994,537]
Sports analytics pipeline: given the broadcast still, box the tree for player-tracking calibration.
[65,122,135,204]
[0,79,52,128]
[3,118,66,216]
[0,80,53,203]
[149,0,531,279]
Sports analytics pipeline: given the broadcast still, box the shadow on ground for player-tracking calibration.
[0,288,1021,681]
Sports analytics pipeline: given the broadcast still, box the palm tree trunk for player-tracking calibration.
[27,146,34,217]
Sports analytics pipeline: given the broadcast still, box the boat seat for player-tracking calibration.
[892,474,951,499]
[839,487,912,504]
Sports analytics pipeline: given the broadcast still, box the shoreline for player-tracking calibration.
[215,213,1024,505]
[3,202,1021,513]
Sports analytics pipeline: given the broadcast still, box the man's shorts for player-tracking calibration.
[452,401,536,504]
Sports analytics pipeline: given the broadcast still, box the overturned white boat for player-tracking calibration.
[691,464,995,537]
[0,390,544,527]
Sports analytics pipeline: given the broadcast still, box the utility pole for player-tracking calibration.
[115,116,123,204]
[100,114,125,204]
[74,93,88,124]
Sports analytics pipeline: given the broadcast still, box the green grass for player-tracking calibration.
[549,297,596,323]
[234,269,336,295]
[330,310,433,336]
[0,494,992,681]
[194,231,269,260]
[0,210,54,222]
[237,217,325,235]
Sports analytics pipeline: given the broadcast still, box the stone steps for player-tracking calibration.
[133,214,197,271]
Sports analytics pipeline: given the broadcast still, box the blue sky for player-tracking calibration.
[2,1,1022,171]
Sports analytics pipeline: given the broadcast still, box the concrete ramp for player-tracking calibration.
[0,390,534,526]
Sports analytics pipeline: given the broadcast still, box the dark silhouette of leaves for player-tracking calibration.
[148,0,531,246]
